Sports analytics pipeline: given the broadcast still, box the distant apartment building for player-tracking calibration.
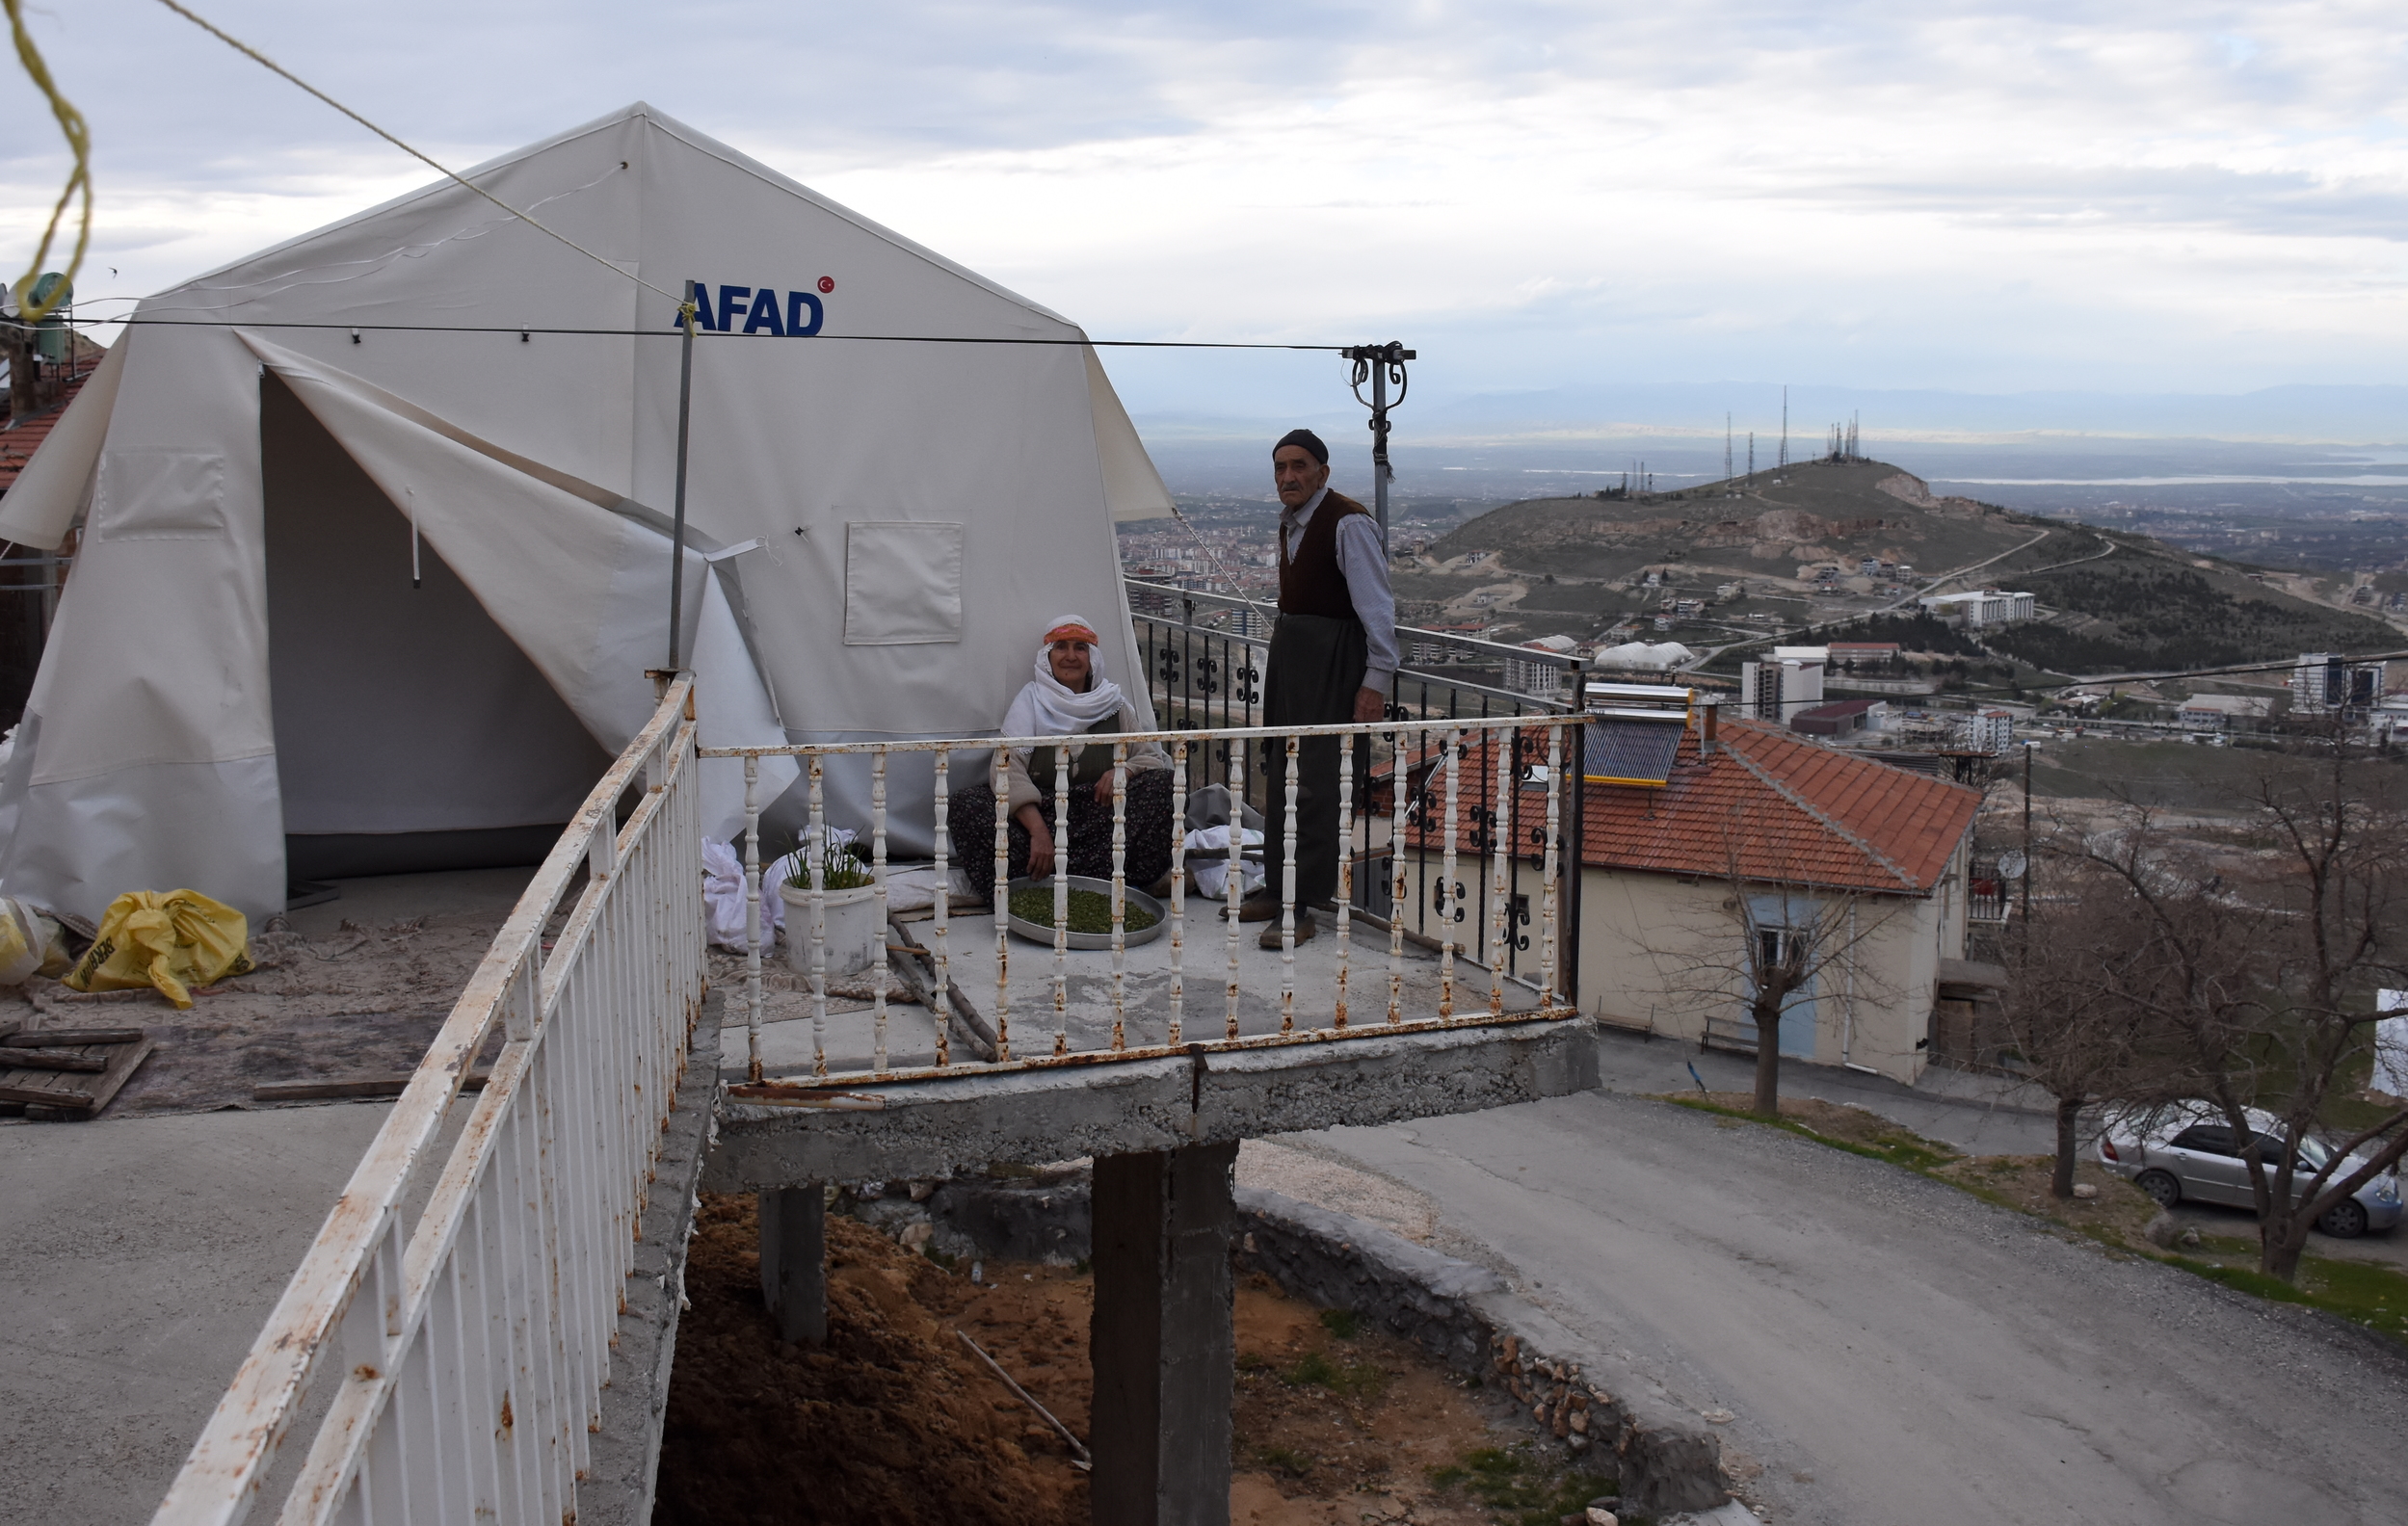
[1829,642,1900,671]
[1503,635,1579,696]
[1739,656,1826,723]
[2291,652,2382,716]
[1918,590,2037,627]
[1222,606,1271,641]
[1410,620,1490,666]
[2177,693,2276,731]
[1962,709,2015,754]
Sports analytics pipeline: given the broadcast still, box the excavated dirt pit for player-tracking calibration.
[654,1196,1613,1526]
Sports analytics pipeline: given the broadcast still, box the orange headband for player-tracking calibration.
[1045,622,1100,645]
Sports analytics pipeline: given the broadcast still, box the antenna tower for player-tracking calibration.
[1724,413,1733,486]
[1779,386,1788,468]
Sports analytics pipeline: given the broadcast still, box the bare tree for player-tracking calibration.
[2068,738,2408,1281]
[1654,808,1906,1118]
[1994,847,2190,1199]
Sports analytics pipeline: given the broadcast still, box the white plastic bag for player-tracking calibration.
[1184,823,1266,901]
[701,839,784,951]
[0,895,69,986]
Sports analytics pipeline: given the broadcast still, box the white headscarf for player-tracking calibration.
[1001,613,1126,746]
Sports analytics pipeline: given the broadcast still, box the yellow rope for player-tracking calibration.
[150,0,693,318]
[4,0,93,323]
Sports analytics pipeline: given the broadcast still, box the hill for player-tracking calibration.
[1416,457,2397,674]
[1426,457,2063,584]
[1988,533,2398,673]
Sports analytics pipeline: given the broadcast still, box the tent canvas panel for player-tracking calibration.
[0,103,1169,918]
[262,373,612,840]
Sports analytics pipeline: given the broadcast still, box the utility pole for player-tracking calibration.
[1747,431,1755,479]
[1343,342,1416,537]
[1724,413,1733,487]
[1779,386,1788,468]
[2021,740,2035,925]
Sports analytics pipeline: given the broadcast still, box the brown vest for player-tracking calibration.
[1277,490,1371,619]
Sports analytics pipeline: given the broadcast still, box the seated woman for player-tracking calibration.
[950,615,1178,903]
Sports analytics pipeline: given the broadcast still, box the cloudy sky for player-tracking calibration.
[5,1,2406,431]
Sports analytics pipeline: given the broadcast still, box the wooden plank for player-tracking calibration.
[3,1045,110,1072]
[0,1036,154,1118]
[252,1071,489,1103]
[3,1026,145,1047]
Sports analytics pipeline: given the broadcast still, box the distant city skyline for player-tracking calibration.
[6,2,2407,428]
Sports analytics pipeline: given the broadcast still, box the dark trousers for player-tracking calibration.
[1259,612,1372,910]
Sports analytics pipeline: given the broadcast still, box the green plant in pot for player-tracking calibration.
[778,827,880,977]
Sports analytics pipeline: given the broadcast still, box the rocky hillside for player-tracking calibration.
[1416,457,2395,673]
[1427,458,2062,583]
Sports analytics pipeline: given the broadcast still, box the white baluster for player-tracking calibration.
[1279,733,1298,1036]
[1169,740,1186,1046]
[933,748,951,1067]
[1542,724,1562,1009]
[1109,740,1128,1052]
[808,755,828,1077]
[1335,730,1354,1031]
[1052,743,1071,1058]
[1440,728,1460,1020]
[992,746,1011,1063]
[743,755,763,1083]
[1225,741,1243,1041]
[872,747,889,1072]
[1489,724,1511,1017]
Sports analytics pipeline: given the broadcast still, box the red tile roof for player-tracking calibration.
[0,369,95,501]
[1411,718,1979,896]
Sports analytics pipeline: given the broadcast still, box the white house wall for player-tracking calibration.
[1576,867,1944,1084]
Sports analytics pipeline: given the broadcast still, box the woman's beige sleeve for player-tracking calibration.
[1123,705,1172,773]
[1004,750,1043,814]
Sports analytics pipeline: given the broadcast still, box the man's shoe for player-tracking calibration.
[1233,894,1280,923]
[1259,910,1316,949]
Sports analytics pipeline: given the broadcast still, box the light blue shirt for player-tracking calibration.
[1281,487,1399,689]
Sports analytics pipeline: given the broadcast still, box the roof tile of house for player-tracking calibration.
[1415,717,1980,896]
[0,369,95,502]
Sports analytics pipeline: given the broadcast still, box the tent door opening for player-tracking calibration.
[261,374,611,883]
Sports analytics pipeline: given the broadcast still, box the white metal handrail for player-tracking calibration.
[153,677,705,1526]
[705,710,1573,1093]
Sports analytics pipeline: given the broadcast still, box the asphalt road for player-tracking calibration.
[1311,1090,2408,1526]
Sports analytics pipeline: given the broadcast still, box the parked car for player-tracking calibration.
[2096,1101,2402,1238]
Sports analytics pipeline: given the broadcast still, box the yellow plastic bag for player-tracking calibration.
[64,889,254,1009]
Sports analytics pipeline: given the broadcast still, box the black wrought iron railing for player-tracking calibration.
[1125,576,1584,993]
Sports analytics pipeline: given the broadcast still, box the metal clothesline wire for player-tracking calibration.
[150,0,692,313]
[70,313,1354,350]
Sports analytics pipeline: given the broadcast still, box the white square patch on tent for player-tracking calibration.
[95,450,227,541]
[843,520,964,645]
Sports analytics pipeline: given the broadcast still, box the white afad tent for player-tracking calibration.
[0,104,1174,922]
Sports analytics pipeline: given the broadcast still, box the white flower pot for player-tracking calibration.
[777,881,880,977]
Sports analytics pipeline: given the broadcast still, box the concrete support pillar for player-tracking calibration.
[757,1185,826,1346]
[1090,1142,1237,1526]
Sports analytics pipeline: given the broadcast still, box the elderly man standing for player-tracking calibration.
[1238,429,1398,947]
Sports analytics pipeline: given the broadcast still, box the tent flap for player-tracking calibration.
[0,339,129,550]
[1084,345,1177,523]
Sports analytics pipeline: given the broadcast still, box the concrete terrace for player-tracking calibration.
[722,904,1552,1079]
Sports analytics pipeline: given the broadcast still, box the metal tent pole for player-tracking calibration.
[667,280,698,672]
